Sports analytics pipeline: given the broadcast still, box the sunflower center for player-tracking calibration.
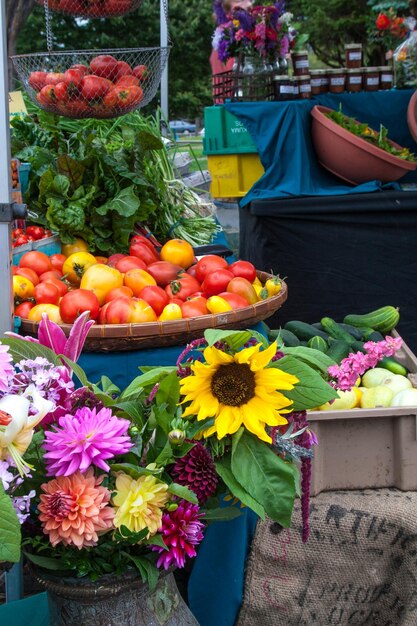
[211,363,255,407]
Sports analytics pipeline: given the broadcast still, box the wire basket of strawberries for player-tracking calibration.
[35,0,142,18]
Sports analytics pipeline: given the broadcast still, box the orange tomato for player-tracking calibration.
[160,239,195,269]
[28,303,62,323]
[15,267,40,286]
[128,298,157,323]
[124,268,156,296]
[104,286,134,303]
[95,256,108,264]
[61,238,89,256]
[226,276,259,304]
[49,253,67,272]
[79,264,123,305]
[19,251,52,276]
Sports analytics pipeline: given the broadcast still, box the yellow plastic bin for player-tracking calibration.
[207,153,264,198]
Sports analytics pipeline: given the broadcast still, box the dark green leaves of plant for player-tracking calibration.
[273,355,338,410]
[0,483,21,563]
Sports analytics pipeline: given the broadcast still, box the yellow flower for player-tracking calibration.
[179,342,298,443]
[112,473,169,536]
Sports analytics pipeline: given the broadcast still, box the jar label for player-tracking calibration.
[295,59,309,68]
[280,85,294,94]
[330,77,345,86]
[311,78,321,86]
[293,86,299,94]
[381,73,393,81]
[349,76,362,84]
[366,77,379,85]
[300,84,311,92]
[348,52,362,60]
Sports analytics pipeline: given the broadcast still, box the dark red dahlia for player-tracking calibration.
[171,442,218,504]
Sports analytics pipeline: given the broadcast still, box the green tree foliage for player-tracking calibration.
[15,0,214,119]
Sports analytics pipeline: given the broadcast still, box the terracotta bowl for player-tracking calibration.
[311,105,417,185]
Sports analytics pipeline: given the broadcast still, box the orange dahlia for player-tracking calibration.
[38,468,114,549]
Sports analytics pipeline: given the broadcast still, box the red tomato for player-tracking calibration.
[104,286,134,303]
[105,0,133,15]
[139,285,169,316]
[61,99,91,118]
[165,275,201,301]
[168,297,184,307]
[81,75,113,101]
[195,255,228,282]
[14,301,35,319]
[49,253,66,272]
[201,269,234,297]
[89,54,119,79]
[64,68,84,91]
[39,270,62,282]
[107,253,126,268]
[54,81,68,102]
[15,267,39,286]
[98,302,111,324]
[37,85,58,107]
[115,61,132,80]
[228,261,257,282]
[218,291,249,309]
[130,235,159,255]
[101,296,131,324]
[115,256,147,273]
[14,234,29,247]
[28,71,48,92]
[47,277,69,298]
[103,85,143,110]
[34,281,60,305]
[25,225,45,240]
[181,296,208,318]
[59,289,100,323]
[226,276,258,305]
[186,264,198,278]
[45,72,65,85]
[70,64,89,76]
[19,251,52,276]
[12,228,24,238]
[132,64,149,81]
[129,242,159,266]
[115,75,140,88]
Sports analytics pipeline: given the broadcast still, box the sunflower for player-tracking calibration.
[179,342,298,443]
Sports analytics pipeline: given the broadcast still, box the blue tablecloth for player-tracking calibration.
[225,89,417,206]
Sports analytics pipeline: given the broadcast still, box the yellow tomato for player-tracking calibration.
[264,276,283,297]
[158,303,183,321]
[13,275,35,300]
[80,264,123,306]
[206,295,233,314]
[61,238,89,257]
[252,276,262,287]
[28,303,62,323]
[160,239,195,269]
[128,298,157,323]
[252,283,268,300]
[63,252,98,285]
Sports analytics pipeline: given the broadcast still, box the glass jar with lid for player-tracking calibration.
[297,74,311,99]
[309,69,322,95]
[345,44,362,68]
[273,75,293,101]
[378,66,394,90]
[346,68,362,92]
[291,50,309,76]
[363,67,379,91]
[328,68,346,93]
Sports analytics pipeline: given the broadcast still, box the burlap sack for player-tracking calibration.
[237,489,417,626]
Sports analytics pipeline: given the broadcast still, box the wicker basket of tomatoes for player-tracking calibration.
[11,48,170,119]
[15,238,288,352]
[36,0,142,18]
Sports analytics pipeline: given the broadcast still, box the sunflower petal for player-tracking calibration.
[248,341,277,371]
[203,346,234,365]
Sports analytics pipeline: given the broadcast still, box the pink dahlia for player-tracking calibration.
[38,469,115,549]
[171,442,218,504]
[152,500,205,570]
[42,406,133,476]
[0,344,14,393]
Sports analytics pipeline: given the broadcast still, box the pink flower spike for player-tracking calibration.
[37,314,67,356]
[63,311,95,363]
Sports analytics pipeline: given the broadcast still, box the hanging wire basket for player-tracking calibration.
[11,48,170,119]
[35,0,142,18]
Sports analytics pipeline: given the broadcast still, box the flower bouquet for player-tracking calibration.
[0,313,338,621]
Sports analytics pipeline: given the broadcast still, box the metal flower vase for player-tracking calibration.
[30,567,200,626]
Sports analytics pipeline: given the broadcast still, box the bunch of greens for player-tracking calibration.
[325,107,417,162]
[11,108,218,254]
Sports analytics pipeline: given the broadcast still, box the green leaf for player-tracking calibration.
[215,456,265,519]
[95,185,140,218]
[204,329,252,349]
[124,554,159,591]
[231,431,298,527]
[155,371,180,414]
[186,418,215,439]
[273,355,338,410]
[23,552,68,571]
[168,483,198,504]
[202,507,243,521]
[120,367,176,401]
[57,154,85,191]
[282,346,336,373]
[110,464,156,479]
[143,534,167,550]
[1,337,61,367]
[154,439,174,467]
[59,355,89,387]
[0,483,21,563]
[97,376,120,396]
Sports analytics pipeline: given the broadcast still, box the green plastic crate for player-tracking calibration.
[203,106,257,155]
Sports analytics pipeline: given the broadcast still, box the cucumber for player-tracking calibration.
[312,322,325,330]
[325,340,352,363]
[338,323,374,341]
[277,329,301,347]
[343,306,400,334]
[320,317,357,344]
[361,329,385,342]
[307,336,328,352]
[284,320,329,341]
[350,340,367,354]
[377,357,408,377]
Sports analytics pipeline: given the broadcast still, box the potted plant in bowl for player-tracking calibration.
[311,105,417,184]
[0,314,338,624]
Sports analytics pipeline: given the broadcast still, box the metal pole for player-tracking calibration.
[160,0,168,120]
[0,0,14,335]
